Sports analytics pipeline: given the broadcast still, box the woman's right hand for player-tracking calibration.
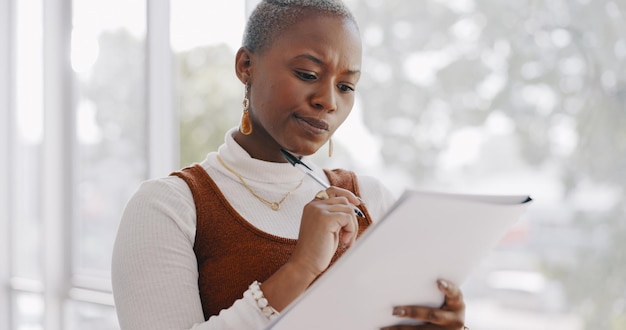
[288,186,362,279]
[260,187,362,312]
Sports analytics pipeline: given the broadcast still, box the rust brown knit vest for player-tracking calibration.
[171,164,372,320]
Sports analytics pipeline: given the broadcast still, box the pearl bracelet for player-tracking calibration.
[246,281,279,320]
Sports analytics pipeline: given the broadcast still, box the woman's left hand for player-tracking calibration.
[380,279,466,330]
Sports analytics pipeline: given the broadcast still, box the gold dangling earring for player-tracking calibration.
[328,138,333,157]
[240,84,252,135]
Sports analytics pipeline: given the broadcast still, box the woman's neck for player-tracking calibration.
[232,130,288,163]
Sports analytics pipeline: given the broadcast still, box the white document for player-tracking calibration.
[267,190,533,330]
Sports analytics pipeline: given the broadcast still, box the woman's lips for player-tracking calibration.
[295,115,329,134]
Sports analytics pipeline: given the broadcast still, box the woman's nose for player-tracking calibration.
[311,82,337,112]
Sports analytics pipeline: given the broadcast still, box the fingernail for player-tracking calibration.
[356,197,365,205]
[392,307,406,316]
[437,279,449,290]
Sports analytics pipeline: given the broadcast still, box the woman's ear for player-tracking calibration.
[235,47,253,84]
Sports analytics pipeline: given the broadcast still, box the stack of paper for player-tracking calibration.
[267,190,532,330]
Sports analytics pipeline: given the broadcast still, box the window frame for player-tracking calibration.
[0,0,13,328]
[41,1,73,329]
[147,0,177,178]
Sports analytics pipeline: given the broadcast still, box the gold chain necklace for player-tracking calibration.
[216,155,304,211]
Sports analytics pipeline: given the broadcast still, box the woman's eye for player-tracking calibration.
[297,71,317,81]
[338,84,355,92]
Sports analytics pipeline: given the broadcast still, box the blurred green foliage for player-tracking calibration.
[176,44,242,167]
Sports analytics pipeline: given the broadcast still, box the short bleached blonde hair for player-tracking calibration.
[242,0,358,53]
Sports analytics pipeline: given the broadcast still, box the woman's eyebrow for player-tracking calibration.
[295,53,324,65]
[294,54,361,75]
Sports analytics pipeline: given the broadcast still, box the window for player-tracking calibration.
[2,1,249,329]
[3,0,153,328]
[70,0,147,327]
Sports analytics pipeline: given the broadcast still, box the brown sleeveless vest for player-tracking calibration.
[171,164,372,320]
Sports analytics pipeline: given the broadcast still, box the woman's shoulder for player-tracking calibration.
[120,174,198,240]
[131,174,194,204]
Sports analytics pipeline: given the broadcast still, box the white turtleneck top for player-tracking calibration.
[111,128,397,330]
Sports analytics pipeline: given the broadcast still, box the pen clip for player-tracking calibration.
[280,149,313,171]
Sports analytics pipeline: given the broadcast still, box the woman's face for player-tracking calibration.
[235,13,362,162]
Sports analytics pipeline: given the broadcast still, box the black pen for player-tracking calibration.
[280,149,366,218]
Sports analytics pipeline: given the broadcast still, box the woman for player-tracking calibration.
[112,0,467,329]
